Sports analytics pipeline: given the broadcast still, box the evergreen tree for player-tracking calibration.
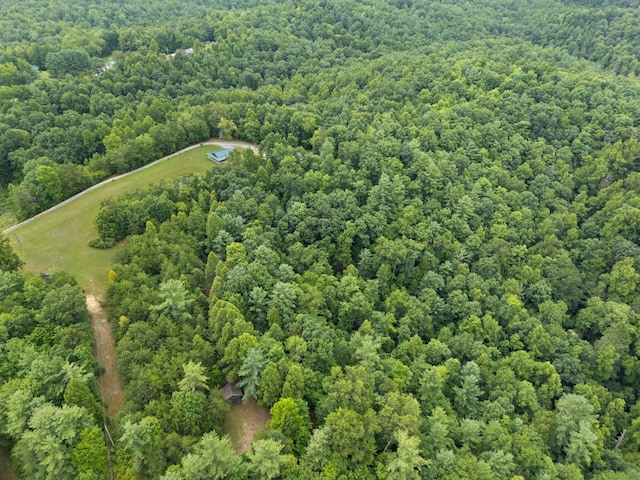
[237,348,268,402]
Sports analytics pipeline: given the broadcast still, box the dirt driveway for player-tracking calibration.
[87,294,125,416]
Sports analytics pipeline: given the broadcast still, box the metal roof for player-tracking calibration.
[207,148,232,162]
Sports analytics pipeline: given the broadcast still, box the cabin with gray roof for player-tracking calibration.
[222,383,243,403]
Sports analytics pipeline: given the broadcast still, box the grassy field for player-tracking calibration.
[7,144,222,297]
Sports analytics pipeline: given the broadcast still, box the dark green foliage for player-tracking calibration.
[45,49,91,78]
[63,379,104,424]
[0,235,23,273]
[0,0,638,220]
[40,282,88,327]
[104,92,640,474]
[5,0,640,478]
[0,269,100,478]
[91,186,176,248]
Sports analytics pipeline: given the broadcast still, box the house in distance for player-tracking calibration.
[207,148,232,163]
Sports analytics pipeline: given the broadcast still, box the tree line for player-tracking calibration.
[3,0,640,223]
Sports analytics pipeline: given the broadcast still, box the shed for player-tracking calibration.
[208,148,232,163]
[222,383,243,403]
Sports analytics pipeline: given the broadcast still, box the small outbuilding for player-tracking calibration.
[208,148,232,163]
[222,383,243,403]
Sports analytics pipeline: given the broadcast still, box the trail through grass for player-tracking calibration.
[6,143,227,296]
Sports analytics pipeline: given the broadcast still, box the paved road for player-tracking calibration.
[3,139,258,235]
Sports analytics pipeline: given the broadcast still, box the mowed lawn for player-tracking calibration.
[7,144,221,297]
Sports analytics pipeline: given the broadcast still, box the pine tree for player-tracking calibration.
[386,430,429,480]
[237,348,268,402]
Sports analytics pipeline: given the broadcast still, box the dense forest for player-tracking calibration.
[0,238,108,479]
[2,0,640,479]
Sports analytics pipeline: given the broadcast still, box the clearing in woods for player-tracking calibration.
[5,141,256,297]
[223,398,272,454]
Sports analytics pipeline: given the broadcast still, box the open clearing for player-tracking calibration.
[4,142,239,297]
[223,398,271,454]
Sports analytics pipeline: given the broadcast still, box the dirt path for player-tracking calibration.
[0,448,18,480]
[0,297,124,477]
[87,294,125,417]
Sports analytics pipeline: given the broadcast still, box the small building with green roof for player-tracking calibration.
[207,148,232,163]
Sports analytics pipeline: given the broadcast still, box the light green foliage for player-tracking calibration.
[1,386,46,440]
[178,361,209,393]
[386,430,428,480]
[608,259,639,302]
[425,406,454,453]
[454,361,483,418]
[555,394,602,468]
[302,425,332,471]
[120,416,165,478]
[151,279,193,322]
[160,431,244,480]
[420,365,453,415]
[269,281,300,328]
[269,397,312,454]
[565,420,599,468]
[222,332,260,383]
[225,242,247,268]
[325,407,380,466]
[71,428,108,480]
[218,117,238,140]
[479,450,515,480]
[377,391,421,446]
[322,365,376,416]
[237,348,268,402]
[14,403,93,480]
[246,439,287,480]
[209,299,255,356]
